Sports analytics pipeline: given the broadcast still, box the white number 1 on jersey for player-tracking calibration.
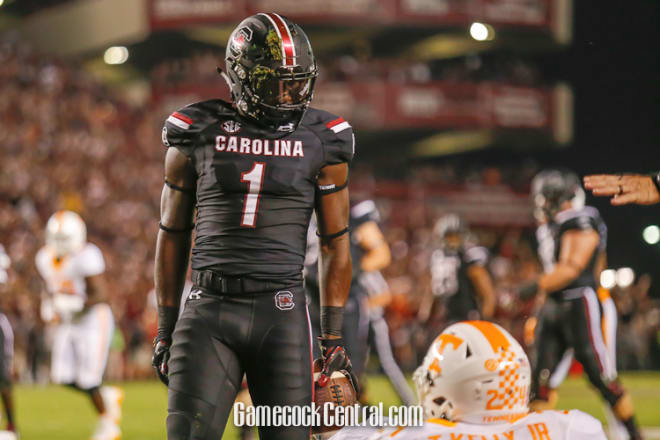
[240,162,266,227]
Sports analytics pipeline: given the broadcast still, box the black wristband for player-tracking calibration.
[157,305,179,341]
[321,306,344,337]
[648,171,660,194]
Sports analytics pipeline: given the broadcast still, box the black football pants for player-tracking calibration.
[166,286,313,440]
[531,287,622,407]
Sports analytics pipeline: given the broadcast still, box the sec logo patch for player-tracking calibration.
[274,291,295,311]
[221,120,242,134]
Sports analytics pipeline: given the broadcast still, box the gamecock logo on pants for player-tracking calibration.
[274,291,295,311]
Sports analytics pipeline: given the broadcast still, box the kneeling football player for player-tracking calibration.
[331,320,608,440]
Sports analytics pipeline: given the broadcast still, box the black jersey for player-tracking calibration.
[162,100,354,281]
[535,206,607,291]
[429,243,489,320]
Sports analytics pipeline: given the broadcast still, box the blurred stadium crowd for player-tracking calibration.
[2,37,660,387]
[151,48,542,88]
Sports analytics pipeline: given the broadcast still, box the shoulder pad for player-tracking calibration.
[566,409,608,439]
[162,100,230,153]
[303,108,355,166]
[350,200,380,225]
[463,245,488,266]
[555,207,599,233]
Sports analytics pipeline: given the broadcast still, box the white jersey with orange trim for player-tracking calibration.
[36,243,113,389]
[330,410,606,440]
[35,243,105,319]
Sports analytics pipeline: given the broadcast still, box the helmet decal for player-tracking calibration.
[259,12,296,66]
[465,320,510,352]
[265,29,283,61]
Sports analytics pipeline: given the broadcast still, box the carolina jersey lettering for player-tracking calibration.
[162,99,354,281]
[330,410,606,440]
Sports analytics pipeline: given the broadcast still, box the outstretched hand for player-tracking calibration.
[583,174,660,206]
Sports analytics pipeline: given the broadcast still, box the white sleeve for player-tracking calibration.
[464,245,488,266]
[566,410,607,440]
[35,248,49,279]
[78,243,105,277]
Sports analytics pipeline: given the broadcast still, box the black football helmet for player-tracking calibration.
[224,13,318,132]
[531,169,584,219]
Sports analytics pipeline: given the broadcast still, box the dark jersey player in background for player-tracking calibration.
[305,200,415,405]
[418,214,496,343]
[152,13,357,440]
[520,169,642,440]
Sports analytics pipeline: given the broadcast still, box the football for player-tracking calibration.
[313,371,358,433]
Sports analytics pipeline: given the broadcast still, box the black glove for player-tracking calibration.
[518,280,539,300]
[315,337,359,395]
[152,336,171,386]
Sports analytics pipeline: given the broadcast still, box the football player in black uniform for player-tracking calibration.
[305,200,415,405]
[419,214,496,340]
[152,13,356,440]
[522,169,642,440]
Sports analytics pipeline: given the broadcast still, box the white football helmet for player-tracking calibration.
[413,320,531,425]
[45,211,87,257]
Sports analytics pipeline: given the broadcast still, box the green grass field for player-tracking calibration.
[12,372,660,439]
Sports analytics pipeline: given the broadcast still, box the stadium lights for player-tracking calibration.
[104,46,129,65]
[616,267,635,288]
[600,268,635,289]
[643,225,660,244]
[600,269,616,289]
[469,22,495,41]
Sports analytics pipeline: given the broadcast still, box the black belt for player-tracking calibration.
[191,270,300,295]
